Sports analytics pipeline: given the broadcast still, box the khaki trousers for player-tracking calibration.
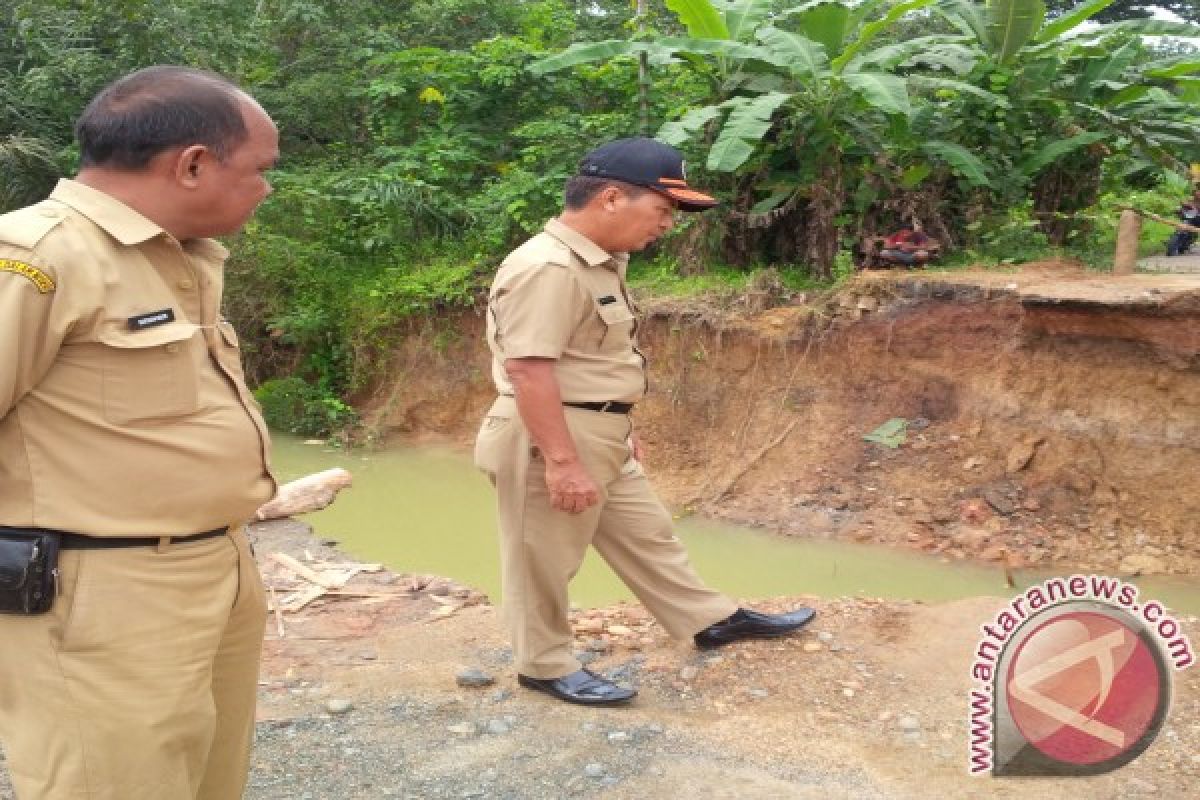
[475,397,737,679]
[0,528,266,800]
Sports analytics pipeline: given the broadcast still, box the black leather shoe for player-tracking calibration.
[694,606,817,648]
[517,669,637,706]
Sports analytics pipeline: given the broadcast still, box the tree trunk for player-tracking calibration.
[1113,210,1141,275]
[803,163,844,280]
[636,0,650,136]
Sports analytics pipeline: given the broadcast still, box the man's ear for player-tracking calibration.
[599,185,623,212]
[173,145,210,188]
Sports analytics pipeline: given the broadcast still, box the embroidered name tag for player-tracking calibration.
[0,259,55,293]
[597,295,617,305]
[127,309,176,330]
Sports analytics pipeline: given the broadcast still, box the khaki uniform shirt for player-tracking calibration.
[486,219,646,403]
[0,179,275,536]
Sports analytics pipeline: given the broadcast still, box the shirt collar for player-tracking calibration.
[49,178,229,260]
[50,179,165,246]
[544,218,616,268]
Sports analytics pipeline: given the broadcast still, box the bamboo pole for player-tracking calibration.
[1113,210,1142,275]
[1120,206,1200,235]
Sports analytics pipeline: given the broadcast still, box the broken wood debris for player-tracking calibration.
[262,551,484,635]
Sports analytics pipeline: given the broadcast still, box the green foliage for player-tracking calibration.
[254,377,358,438]
[4,0,1200,437]
[0,135,59,211]
[1063,177,1190,266]
[986,0,1047,64]
[958,204,1052,264]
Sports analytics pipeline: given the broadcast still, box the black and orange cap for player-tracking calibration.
[577,137,718,212]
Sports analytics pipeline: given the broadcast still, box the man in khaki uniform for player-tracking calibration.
[476,138,816,706]
[0,67,278,798]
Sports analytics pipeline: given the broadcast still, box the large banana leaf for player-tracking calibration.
[1035,0,1115,43]
[531,40,651,74]
[1017,131,1108,177]
[937,0,988,42]
[1101,84,1150,109]
[1074,38,1139,97]
[846,36,975,73]
[757,27,829,79]
[792,2,850,59]
[985,0,1046,65]
[922,140,991,186]
[1144,58,1200,80]
[1179,78,1200,104]
[707,92,792,172]
[716,0,775,42]
[658,105,725,146]
[666,0,731,40]
[844,72,911,116]
[832,0,937,74]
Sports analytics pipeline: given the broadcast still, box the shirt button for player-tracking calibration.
[166,343,180,354]
[178,279,194,290]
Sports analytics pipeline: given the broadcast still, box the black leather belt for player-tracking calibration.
[563,401,634,414]
[58,527,229,550]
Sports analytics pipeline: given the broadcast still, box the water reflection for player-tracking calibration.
[269,436,1199,614]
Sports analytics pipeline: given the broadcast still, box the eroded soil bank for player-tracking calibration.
[358,263,1200,578]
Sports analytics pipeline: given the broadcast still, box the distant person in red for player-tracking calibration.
[879,222,938,267]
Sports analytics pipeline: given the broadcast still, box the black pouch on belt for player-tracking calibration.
[0,527,61,614]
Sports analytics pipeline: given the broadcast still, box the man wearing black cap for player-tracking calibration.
[474,138,815,706]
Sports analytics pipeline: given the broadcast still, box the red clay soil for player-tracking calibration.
[355,264,1200,578]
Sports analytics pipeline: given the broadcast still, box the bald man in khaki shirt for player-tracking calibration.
[476,139,816,707]
[0,67,278,799]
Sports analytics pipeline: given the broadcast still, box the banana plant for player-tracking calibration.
[927,0,1200,244]
[534,0,987,275]
[534,0,974,173]
[935,0,1200,177]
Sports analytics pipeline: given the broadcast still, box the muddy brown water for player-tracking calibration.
[271,435,1200,614]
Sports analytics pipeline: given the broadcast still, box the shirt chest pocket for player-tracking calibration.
[96,322,201,425]
[595,301,636,351]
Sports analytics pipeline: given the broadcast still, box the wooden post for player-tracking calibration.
[1113,209,1142,275]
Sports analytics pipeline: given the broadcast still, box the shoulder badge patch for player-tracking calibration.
[0,259,55,293]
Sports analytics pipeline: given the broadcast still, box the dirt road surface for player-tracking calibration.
[237,521,1198,800]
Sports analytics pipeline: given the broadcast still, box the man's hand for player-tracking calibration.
[544,457,600,514]
[506,356,602,515]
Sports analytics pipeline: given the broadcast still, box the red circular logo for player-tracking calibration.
[1005,608,1167,767]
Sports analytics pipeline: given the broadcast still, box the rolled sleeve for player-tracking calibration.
[490,262,585,360]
